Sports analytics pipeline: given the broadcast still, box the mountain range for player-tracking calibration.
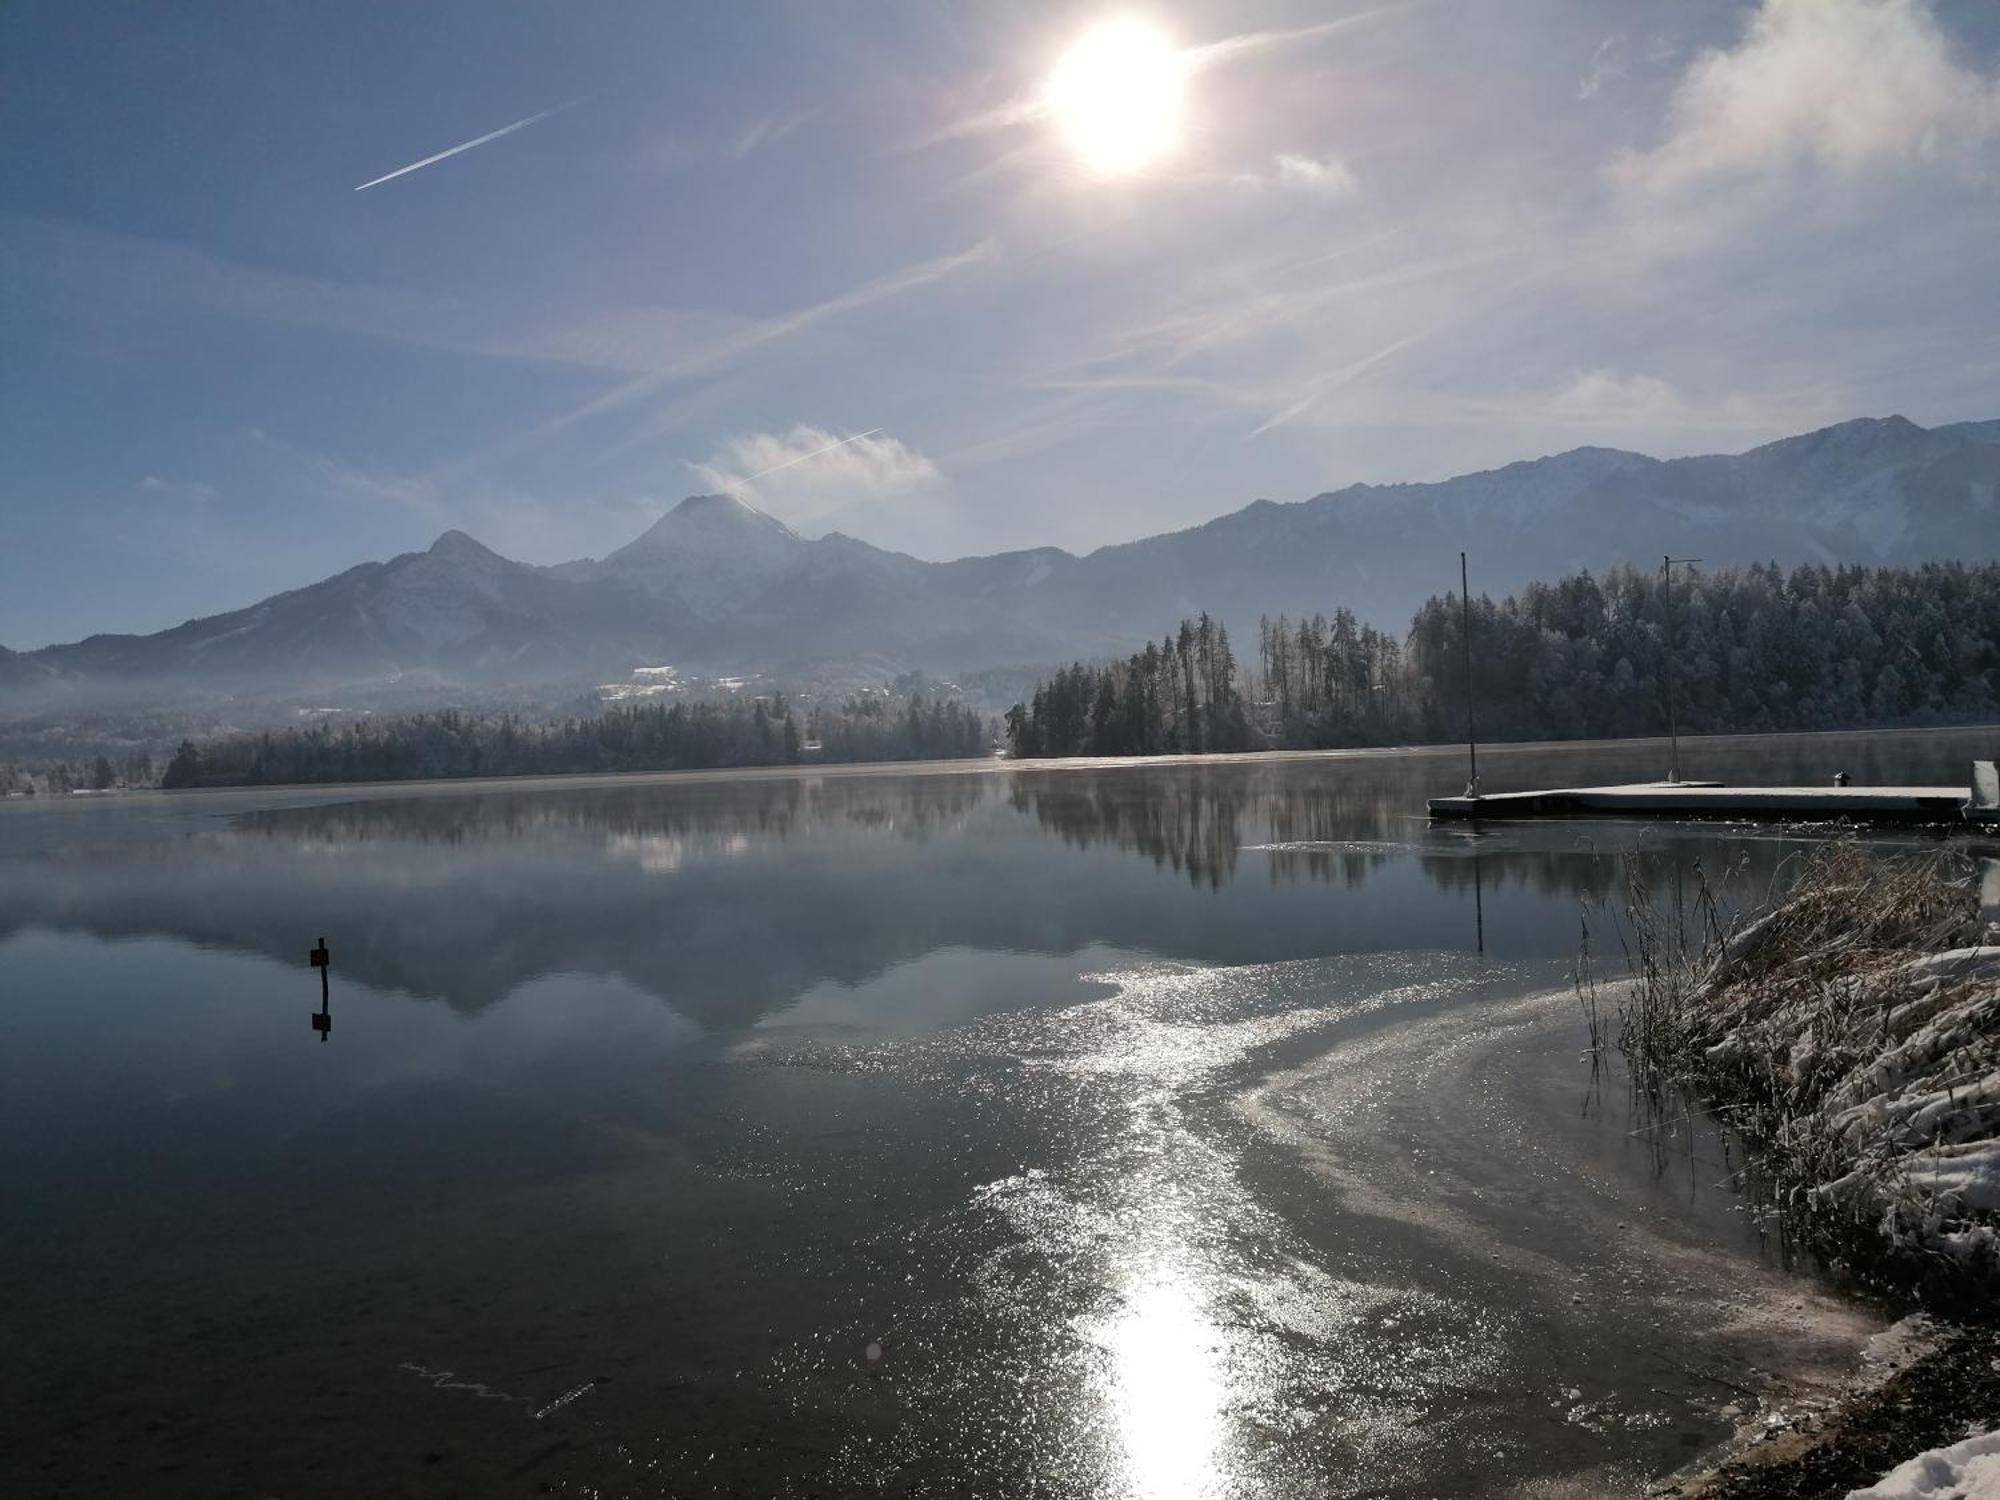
[4,414,1996,709]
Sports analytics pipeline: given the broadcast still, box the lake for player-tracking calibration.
[4,727,1995,1499]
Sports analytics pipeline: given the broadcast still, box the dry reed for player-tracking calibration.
[1600,841,1999,1303]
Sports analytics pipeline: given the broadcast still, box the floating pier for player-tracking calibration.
[1428,779,1998,825]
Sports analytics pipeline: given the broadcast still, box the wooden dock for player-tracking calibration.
[1428,781,1994,824]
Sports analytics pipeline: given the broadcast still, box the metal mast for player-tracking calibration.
[1662,555,1701,784]
[1461,551,1478,795]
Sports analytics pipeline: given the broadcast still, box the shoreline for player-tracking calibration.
[1661,1317,2000,1497]
[9,719,1998,803]
[1609,845,2000,1493]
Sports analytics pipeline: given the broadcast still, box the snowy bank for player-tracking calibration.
[1613,845,1999,1298]
[1847,1427,2000,1498]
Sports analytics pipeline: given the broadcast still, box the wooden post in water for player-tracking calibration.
[1460,552,1478,798]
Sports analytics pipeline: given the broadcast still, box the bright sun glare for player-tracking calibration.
[1044,17,1185,174]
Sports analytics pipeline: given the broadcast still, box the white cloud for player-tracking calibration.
[1229,153,1359,196]
[690,426,943,532]
[1540,368,1835,438]
[1619,0,2000,192]
[1270,153,1358,196]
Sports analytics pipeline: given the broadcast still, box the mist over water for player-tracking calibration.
[3,728,1992,1497]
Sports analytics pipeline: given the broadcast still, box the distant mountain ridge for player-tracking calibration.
[6,415,1997,707]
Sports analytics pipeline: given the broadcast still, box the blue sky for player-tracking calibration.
[4,0,1998,646]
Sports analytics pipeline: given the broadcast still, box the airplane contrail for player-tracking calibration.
[355,101,576,192]
[747,428,885,481]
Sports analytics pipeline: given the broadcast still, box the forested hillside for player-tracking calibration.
[1006,561,2000,757]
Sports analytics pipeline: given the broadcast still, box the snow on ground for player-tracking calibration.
[1847,1428,2000,1498]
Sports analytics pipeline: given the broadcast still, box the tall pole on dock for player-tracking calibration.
[1460,551,1478,796]
[1662,555,1701,784]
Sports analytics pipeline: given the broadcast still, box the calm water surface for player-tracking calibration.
[4,728,1995,1498]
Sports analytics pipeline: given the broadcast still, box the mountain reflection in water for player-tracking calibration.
[3,729,1993,1033]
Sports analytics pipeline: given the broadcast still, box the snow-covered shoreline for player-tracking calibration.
[1616,846,1999,1300]
[1613,845,2000,1496]
[1849,1426,2000,1498]
[1665,1316,2000,1498]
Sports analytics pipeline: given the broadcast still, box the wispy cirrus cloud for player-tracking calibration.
[729,109,815,160]
[522,238,1000,444]
[0,212,765,377]
[3,213,995,479]
[239,428,661,561]
[1178,7,1414,73]
[1245,326,1438,440]
[1577,35,1628,101]
[1076,244,1508,375]
[648,108,817,172]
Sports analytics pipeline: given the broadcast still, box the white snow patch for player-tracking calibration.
[1846,1427,2000,1498]
[597,682,677,702]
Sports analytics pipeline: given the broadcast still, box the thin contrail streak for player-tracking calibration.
[355,101,575,191]
[747,428,885,481]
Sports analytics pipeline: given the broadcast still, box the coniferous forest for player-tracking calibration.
[160,693,989,789]
[1003,613,1254,758]
[1006,561,2000,757]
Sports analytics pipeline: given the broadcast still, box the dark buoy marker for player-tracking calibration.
[309,936,332,1040]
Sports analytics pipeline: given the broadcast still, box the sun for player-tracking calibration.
[1044,17,1185,175]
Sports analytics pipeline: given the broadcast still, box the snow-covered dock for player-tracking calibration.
[1428,779,1998,824]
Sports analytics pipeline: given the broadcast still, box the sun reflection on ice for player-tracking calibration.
[1098,1272,1227,1499]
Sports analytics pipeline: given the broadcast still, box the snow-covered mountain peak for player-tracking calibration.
[641,492,800,543]
[426,529,504,565]
[595,494,806,612]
